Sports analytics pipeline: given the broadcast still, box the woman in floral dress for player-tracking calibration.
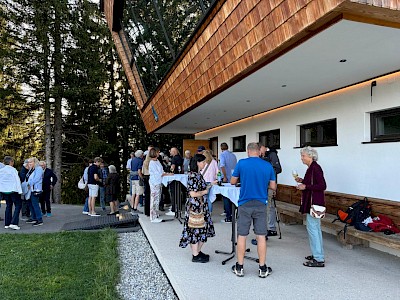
[179,154,215,263]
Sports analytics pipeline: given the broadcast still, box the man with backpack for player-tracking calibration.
[261,144,282,237]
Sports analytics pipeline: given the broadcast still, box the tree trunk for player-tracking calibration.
[44,47,52,168]
[52,2,63,203]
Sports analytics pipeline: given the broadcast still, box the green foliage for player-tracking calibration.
[0,230,121,300]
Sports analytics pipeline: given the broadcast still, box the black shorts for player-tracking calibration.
[237,200,267,236]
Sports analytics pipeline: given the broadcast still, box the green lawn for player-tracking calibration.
[0,230,121,300]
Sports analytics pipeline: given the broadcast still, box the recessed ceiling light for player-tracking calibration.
[339,59,347,63]
[281,84,287,87]
[246,100,250,102]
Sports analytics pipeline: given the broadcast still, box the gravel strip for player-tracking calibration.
[117,231,178,300]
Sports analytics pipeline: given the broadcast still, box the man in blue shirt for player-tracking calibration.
[230,142,276,278]
[219,142,237,223]
[130,150,144,213]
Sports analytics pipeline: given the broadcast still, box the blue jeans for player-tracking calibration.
[83,196,89,213]
[99,187,106,210]
[306,213,324,262]
[223,196,232,219]
[3,192,22,226]
[28,193,43,222]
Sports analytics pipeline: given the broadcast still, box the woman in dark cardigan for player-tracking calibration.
[295,146,327,267]
[105,165,120,215]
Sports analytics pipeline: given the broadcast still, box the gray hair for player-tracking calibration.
[3,156,14,165]
[300,146,318,161]
[135,150,144,158]
[28,157,40,168]
[247,142,260,151]
[108,165,117,173]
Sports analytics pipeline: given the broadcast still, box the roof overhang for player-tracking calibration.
[157,18,400,133]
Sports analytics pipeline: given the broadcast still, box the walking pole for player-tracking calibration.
[272,194,282,239]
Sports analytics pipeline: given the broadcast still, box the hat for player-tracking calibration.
[197,145,206,152]
[135,150,144,158]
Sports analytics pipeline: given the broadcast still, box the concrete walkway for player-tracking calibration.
[1,202,399,299]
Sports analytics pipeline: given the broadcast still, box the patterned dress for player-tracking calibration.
[179,171,215,248]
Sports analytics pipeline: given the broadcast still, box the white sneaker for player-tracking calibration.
[9,224,21,230]
[4,225,9,229]
[89,213,100,217]
[151,218,163,223]
[220,212,226,216]
[82,211,89,215]
[165,211,175,216]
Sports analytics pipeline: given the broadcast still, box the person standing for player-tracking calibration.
[82,159,93,214]
[179,154,215,263]
[201,150,218,212]
[26,157,44,226]
[19,159,31,220]
[105,165,120,215]
[219,142,237,223]
[166,147,184,216]
[142,151,152,216]
[149,148,168,223]
[231,142,276,278]
[98,161,108,212]
[295,146,326,267]
[183,150,192,173]
[0,156,23,230]
[87,157,102,217]
[39,161,58,217]
[260,145,282,237]
[130,150,144,213]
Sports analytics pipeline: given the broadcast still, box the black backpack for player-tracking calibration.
[333,197,372,237]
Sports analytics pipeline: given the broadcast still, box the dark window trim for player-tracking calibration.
[299,119,337,148]
[259,129,281,149]
[370,107,400,143]
[232,135,246,152]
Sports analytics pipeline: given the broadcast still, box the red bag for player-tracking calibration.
[368,215,400,234]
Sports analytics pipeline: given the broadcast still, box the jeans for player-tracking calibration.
[223,196,232,219]
[21,199,31,217]
[306,213,324,262]
[83,196,89,213]
[3,192,22,226]
[99,186,106,210]
[28,193,43,222]
[39,189,52,214]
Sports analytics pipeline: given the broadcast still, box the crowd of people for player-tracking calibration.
[0,156,58,230]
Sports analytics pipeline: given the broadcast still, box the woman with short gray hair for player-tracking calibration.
[295,146,326,267]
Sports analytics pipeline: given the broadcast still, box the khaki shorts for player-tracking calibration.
[131,180,144,196]
[88,184,99,197]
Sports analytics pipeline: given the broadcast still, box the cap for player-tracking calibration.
[197,145,206,152]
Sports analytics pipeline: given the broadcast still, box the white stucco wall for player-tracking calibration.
[196,73,400,201]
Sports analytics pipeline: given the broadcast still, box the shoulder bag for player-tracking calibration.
[309,170,326,219]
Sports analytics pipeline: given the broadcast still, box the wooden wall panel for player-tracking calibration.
[103,0,400,132]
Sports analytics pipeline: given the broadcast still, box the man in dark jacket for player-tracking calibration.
[260,145,282,237]
[39,161,58,217]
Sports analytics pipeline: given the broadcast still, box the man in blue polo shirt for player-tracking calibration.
[230,142,276,278]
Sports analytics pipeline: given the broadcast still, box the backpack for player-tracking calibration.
[333,197,372,237]
[265,149,282,174]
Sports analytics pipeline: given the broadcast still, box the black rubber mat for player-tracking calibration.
[61,213,139,231]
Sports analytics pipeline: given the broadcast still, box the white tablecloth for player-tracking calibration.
[161,174,188,187]
[209,184,240,207]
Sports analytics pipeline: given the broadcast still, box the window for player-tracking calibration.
[259,129,280,149]
[300,119,337,147]
[371,107,400,142]
[232,135,246,152]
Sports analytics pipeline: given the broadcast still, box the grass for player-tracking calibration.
[0,230,121,300]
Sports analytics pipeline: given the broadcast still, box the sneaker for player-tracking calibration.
[251,236,268,245]
[33,221,43,226]
[232,262,244,277]
[258,265,272,278]
[42,213,47,217]
[151,218,163,223]
[221,217,232,223]
[4,225,9,229]
[192,254,209,263]
[198,251,210,260]
[165,211,175,216]
[89,213,100,217]
[46,213,52,217]
[130,210,138,216]
[26,219,36,224]
[267,230,277,236]
[9,224,21,230]
[82,211,89,215]
[20,216,28,221]
[220,212,226,216]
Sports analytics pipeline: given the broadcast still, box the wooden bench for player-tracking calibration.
[275,185,400,253]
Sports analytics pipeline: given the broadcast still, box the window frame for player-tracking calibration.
[370,107,400,143]
[232,135,246,152]
[259,129,280,149]
[299,119,337,148]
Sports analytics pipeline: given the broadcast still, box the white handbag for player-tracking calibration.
[78,177,87,190]
[310,204,326,219]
